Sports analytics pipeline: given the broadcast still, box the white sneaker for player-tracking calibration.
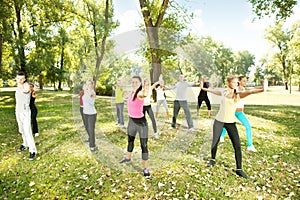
[189,128,196,132]
[168,126,175,130]
[247,145,257,152]
[153,133,159,139]
[219,136,224,142]
[35,133,39,137]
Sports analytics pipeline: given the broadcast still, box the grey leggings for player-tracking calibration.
[212,120,242,169]
[83,113,97,148]
[127,117,149,160]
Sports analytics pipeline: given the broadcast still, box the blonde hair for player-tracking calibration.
[226,75,239,102]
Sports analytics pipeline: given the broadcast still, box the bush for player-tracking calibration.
[8,79,16,87]
[95,84,113,96]
[0,79,3,87]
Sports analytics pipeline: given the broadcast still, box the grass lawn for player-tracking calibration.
[0,88,299,199]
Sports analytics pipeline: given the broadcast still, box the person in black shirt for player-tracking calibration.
[197,75,211,118]
[29,83,39,137]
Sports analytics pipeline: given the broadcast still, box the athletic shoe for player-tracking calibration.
[189,128,196,132]
[168,126,175,130]
[236,169,248,179]
[17,145,28,152]
[154,133,159,139]
[219,136,224,142]
[143,168,150,177]
[120,125,126,129]
[28,152,36,161]
[207,159,216,167]
[247,145,257,152]
[34,133,39,137]
[90,147,95,152]
[119,157,131,164]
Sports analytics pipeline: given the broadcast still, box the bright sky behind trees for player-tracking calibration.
[112,0,300,63]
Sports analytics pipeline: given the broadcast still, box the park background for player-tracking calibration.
[1,0,300,199]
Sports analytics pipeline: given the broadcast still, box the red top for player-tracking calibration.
[79,90,84,107]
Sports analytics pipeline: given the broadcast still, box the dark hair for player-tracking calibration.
[17,71,26,77]
[238,75,246,81]
[132,76,142,101]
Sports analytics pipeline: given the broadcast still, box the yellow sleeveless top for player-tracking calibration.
[215,91,237,123]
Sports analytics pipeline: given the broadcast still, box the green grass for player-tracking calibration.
[0,90,299,199]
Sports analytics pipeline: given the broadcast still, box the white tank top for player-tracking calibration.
[236,87,245,109]
[143,89,152,105]
[156,87,165,101]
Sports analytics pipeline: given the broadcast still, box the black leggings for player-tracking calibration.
[127,117,149,160]
[197,95,211,110]
[212,120,242,169]
[31,107,39,134]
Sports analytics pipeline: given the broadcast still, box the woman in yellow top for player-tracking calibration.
[201,75,264,179]
[115,80,125,128]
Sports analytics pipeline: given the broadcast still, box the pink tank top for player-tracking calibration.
[128,93,144,118]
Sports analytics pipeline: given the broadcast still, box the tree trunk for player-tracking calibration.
[58,45,64,91]
[0,33,2,77]
[14,0,26,73]
[39,74,43,90]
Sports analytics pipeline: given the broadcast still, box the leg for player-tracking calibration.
[120,103,124,126]
[127,118,138,154]
[116,103,120,124]
[147,106,157,133]
[87,114,97,148]
[162,100,169,120]
[204,96,211,117]
[31,108,39,134]
[181,101,193,129]
[224,123,242,169]
[171,100,180,128]
[236,112,253,147]
[22,111,37,153]
[211,120,224,159]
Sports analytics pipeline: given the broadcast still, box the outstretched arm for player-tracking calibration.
[200,82,222,96]
[239,86,264,98]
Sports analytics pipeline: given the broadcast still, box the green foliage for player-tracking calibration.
[95,84,113,96]
[248,0,297,21]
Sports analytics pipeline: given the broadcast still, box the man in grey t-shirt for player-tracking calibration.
[167,74,195,131]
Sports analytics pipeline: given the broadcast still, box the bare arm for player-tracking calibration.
[200,82,222,96]
[138,87,149,100]
[239,86,264,98]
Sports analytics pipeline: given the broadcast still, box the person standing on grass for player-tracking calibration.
[155,79,170,120]
[196,75,211,118]
[29,83,39,137]
[79,84,87,128]
[114,80,125,129]
[15,72,37,161]
[82,80,97,152]
[143,79,159,139]
[202,75,264,179]
[219,76,261,152]
[167,74,196,131]
[119,76,150,177]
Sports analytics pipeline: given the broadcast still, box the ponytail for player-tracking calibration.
[132,76,142,101]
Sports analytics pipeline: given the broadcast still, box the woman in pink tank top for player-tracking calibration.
[119,76,151,177]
